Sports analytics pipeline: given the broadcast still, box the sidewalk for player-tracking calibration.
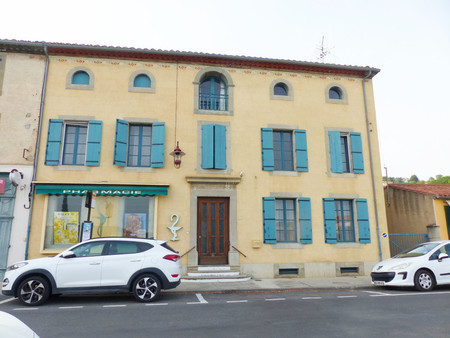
[166,276,373,293]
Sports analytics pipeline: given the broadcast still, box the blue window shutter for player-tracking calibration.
[299,197,312,244]
[356,198,371,243]
[323,198,337,243]
[45,119,63,165]
[113,119,129,166]
[214,124,227,169]
[202,124,214,169]
[151,122,165,167]
[350,132,364,174]
[329,131,343,173]
[295,129,308,172]
[261,128,274,171]
[263,197,276,244]
[86,120,102,166]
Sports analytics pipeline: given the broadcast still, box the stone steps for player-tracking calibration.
[182,265,252,283]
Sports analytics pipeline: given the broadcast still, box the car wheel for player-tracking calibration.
[132,274,161,302]
[17,276,51,306]
[414,269,435,291]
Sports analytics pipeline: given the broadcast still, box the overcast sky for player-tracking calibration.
[2,0,449,180]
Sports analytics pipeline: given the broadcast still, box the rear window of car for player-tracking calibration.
[108,241,153,255]
[161,242,178,253]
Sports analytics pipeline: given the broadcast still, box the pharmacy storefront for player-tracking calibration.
[34,184,168,251]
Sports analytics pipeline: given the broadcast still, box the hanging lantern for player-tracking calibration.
[169,141,185,169]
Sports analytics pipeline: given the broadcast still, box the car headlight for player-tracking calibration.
[6,262,28,271]
[391,262,412,270]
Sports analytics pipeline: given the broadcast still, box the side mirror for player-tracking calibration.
[438,253,449,262]
[61,250,76,259]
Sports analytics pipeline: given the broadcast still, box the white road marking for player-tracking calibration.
[265,298,286,301]
[13,308,39,311]
[226,300,248,303]
[145,303,168,306]
[103,304,127,308]
[369,291,450,297]
[58,306,84,309]
[195,293,208,303]
[0,298,15,305]
[302,297,322,300]
[362,290,391,296]
[337,295,358,298]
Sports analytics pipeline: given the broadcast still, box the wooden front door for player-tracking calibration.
[197,197,229,265]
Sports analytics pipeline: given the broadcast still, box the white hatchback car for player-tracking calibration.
[2,238,181,306]
[371,240,450,291]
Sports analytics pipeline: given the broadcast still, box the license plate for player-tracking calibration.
[374,281,385,286]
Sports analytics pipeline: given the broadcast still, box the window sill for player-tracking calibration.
[332,243,365,249]
[121,167,156,173]
[128,87,155,93]
[272,243,304,249]
[269,171,301,177]
[54,165,91,171]
[194,108,233,116]
[328,172,357,178]
[270,94,294,101]
[325,98,348,104]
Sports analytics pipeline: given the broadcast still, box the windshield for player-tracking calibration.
[395,242,440,258]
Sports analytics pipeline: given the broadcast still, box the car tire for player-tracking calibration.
[132,274,161,302]
[17,276,51,306]
[414,269,435,291]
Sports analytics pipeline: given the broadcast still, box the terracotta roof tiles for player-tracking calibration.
[388,184,450,198]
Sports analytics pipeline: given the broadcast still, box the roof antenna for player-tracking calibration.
[316,36,334,63]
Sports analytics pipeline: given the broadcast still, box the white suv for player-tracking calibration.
[2,238,181,306]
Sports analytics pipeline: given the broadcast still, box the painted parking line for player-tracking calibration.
[337,295,358,298]
[13,308,39,311]
[301,297,322,300]
[265,298,286,302]
[226,300,248,304]
[187,293,208,304]
[59,306,84,309]
[145,303,168,306]
[103,304,127,308]
[0,298,15,305]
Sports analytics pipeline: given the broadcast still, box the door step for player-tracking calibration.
[182,266,252,283]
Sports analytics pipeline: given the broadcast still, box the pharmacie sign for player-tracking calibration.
[35,185,168,196]
[63,189,143,196]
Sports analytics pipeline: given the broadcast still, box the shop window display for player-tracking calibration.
[44,195,155,250]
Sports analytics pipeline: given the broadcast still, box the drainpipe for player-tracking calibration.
[362,70,383,261]
[24,44,48,259]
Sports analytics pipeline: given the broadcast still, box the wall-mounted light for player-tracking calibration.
[169,141,185,169]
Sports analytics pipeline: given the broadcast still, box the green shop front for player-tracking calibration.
[34,184,168,252]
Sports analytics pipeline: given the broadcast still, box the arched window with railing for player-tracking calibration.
[199,76,228,111]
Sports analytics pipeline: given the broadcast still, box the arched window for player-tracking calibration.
[329,87,342,100]
[199,76,228,111]
[270,79,294,101]
[72,71,90,85]
[66,66,94,90]
[274,83,288,96]
[133,74,151,88]
[129,70,156,93]
[325,83,347,104]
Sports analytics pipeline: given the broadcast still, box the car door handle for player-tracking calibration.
[89,262,101,265]
[130,260,142,262]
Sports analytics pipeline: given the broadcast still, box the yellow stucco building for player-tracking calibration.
[2,40,390,278]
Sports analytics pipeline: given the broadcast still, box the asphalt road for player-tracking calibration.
[2,288,450,338]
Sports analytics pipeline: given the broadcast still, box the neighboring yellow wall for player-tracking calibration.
[28,55,389,272]
[434,199,449,240]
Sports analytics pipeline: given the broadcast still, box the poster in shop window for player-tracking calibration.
[54,212,79,244]
[123,213,147,238]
